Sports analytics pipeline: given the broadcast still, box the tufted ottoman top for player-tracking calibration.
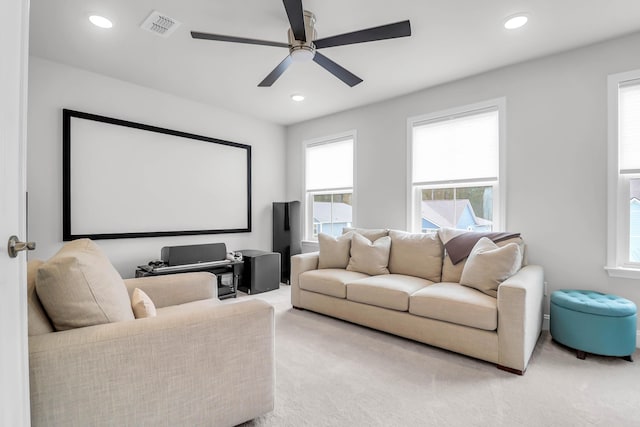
[551,290,637,317]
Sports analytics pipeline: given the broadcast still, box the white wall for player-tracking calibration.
[285,31,640,320]
[28,57,286,278]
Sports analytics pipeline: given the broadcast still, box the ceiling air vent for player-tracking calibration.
[140,11,181,38]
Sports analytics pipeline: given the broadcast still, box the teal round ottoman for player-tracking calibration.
[550,290,636,361]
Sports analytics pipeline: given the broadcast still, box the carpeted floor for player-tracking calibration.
[227,286,640,426]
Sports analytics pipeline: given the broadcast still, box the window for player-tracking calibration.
[304,134,354,240]
[606,70,640,278]
[407,99,505,233]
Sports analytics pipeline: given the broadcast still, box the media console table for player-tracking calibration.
[135,260,244,300]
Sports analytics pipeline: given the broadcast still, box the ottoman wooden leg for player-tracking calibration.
[576,350,586,360]
[623,355,633,362]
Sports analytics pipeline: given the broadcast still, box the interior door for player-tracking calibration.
[0,0,31,425]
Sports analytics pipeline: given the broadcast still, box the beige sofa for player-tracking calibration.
[291,228,544,375]
[27,240,274,427]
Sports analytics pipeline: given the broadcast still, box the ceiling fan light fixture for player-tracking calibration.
[89,15,113,29]
[290,46,315,62]
[504,14,528,30]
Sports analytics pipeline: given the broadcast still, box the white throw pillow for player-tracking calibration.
[346,233,391,276]
[459,237,522,297]
[318,232,352,269]
[36,239,135,331]
[131,288,157,319]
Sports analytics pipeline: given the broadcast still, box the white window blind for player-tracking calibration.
[306,138,353,191]
[412,108,499,184]
[619,80,640,174]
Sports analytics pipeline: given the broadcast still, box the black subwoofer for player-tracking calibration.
[237,250,280,294]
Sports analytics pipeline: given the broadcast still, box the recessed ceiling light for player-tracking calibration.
[504,14,528,30]
[89,15,113,29]
[291,94,305,102]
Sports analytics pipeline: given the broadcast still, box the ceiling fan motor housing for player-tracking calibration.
[288,10,316,62]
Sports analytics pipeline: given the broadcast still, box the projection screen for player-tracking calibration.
[62,109,252,240]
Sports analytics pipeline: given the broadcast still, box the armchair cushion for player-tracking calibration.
[27,259,54,336]
[35,239,134,331]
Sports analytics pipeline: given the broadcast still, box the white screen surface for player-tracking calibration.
[64,110,251,239]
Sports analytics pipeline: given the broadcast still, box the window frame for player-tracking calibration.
[406,98,506,233]
[303,131,356,242]
[606,69,640,279]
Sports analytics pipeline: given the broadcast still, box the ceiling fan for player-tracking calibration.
[191,0,411,87]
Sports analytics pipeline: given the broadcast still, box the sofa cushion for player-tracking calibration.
[388,230,443,282]
[27,259,54,336]
[318,232,352,269]
[460,238,523,297]
[342,227,389,242]
[299,269,369,298]
[438,228,525,283]
[409,282,498,330]
[347,274,432,311]
[36,239,135,331]
[131,288,157,319]
[347,233,391,276]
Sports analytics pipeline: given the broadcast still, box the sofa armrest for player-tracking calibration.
[124,272,217,308]
[290,252,319,307]
[29,299,274,427]
[497,264,544,373]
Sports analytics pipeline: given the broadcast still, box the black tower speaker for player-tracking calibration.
[272,201,301,284]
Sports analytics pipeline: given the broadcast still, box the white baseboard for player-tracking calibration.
[545,314,640,349]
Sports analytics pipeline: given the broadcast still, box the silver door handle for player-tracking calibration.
[7,235,36,258]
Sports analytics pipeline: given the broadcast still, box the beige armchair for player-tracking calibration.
[27,256,275,427]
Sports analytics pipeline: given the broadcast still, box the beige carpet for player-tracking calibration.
[228,286,640,426]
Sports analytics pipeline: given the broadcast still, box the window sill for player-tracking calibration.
[604,266,640,279]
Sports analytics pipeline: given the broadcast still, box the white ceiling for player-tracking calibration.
[29,1,640,126]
